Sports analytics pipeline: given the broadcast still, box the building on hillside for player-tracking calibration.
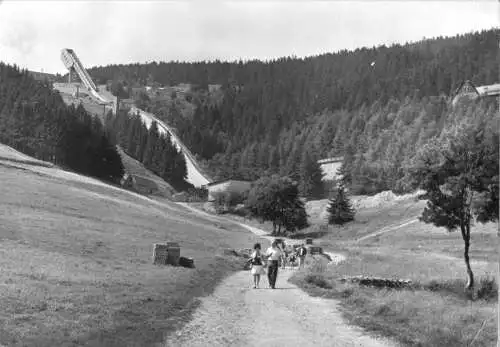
[28,70,58,83]
[118,98,136,110]
[121,173,159,195]
[204,179,253,202]
[452,80,500,106]
[475,83,500,98]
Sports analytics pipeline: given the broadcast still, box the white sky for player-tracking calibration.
[0,1,498,74]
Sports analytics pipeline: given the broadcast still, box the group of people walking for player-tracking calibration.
[247,240,308,289]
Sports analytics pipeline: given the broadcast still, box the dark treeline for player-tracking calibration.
[0,63,124,183]
[104,110,190,191]
[88,29,498,195]
[89,29,498,108]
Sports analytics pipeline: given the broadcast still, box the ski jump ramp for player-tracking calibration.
[129,107,212,187]
[59,48,212,188]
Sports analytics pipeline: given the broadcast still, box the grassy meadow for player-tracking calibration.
[0,153,261,346]
[290,195,498,347]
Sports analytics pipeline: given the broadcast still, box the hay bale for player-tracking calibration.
[152,242,181,266]
[165,242,180,266]
[152,243,169,265]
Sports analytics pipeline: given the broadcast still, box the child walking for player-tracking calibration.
[247,243,265,289]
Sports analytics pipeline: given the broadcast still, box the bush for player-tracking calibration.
[213,191,246,214]
[232,204,250,217]
[187,187,208,202]
[423,277,498,301]
[307,258,328,273]
[476,276,497,301]
[304,274,332,289]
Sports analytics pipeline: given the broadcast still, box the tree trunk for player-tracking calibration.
[461,224,474,290]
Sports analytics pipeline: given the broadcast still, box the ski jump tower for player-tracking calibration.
[60,48,111,106]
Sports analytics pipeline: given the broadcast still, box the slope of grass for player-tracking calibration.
[290,193,497,347]
[116,146,176,198]
[0,152,261,346]
[291,250,497,347]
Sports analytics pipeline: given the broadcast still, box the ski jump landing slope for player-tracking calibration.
[130,107,212,188]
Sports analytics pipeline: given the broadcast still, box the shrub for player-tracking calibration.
[423,277,498,301]
[341,287,354,298]
[476,276,497,301]
[304,274,332,289]
[307,258,328,273]
[212,191,246,214]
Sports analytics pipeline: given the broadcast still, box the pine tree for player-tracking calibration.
[327,184,355,226]
[150,131,166,175]
[143,121,160,168]
[159,134,174,180]
[268,145,280,173]
[125,114,141,157]
[298,149,324,199]
[135,122,149,162]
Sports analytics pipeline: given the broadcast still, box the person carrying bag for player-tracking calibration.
[246,243,266,289]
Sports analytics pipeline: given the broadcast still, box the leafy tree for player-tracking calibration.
[408,113,499,290]
[327,184,356,226]
[245,175,309,235]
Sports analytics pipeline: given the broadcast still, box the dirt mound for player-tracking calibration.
[351,190,424,210]
[307,190,424,222]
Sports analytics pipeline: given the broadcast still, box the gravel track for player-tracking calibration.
[165,204,398,347]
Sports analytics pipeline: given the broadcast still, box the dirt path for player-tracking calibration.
[356,218,418,242]
[166,204,397,347]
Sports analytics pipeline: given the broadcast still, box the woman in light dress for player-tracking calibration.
[248,243,265,289]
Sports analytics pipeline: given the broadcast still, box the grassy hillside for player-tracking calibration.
[116,146,176,198]
[0,145,261,347]
[53,83,179,197]
[290,193,497,347]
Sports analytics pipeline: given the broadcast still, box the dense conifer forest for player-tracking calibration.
[88,29,498,195]
[3,29,497,196]
[0,63,124,183]
[103,110,191,191]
